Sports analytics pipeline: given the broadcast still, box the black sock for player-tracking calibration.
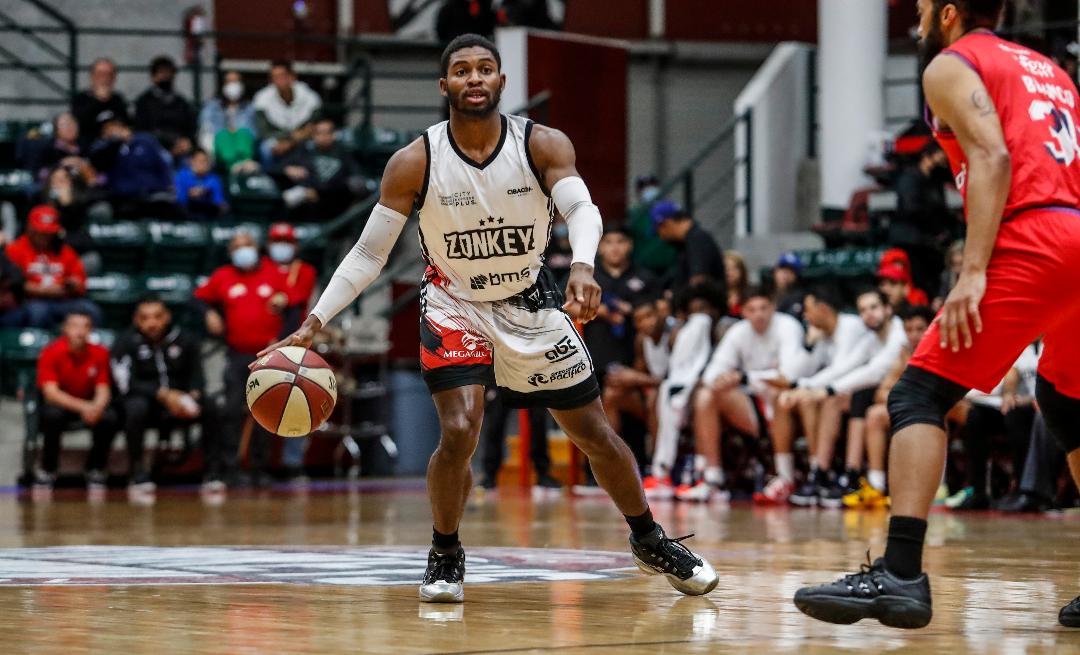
[625,508,656,537]
[432,527,460,552]
[884,515,927,579]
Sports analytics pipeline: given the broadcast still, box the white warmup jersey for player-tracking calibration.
[418,114,555,301]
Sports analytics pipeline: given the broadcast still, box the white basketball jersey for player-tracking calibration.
[642,328,671,379]
[417,114,555,302]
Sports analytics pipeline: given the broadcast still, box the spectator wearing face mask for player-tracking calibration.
[198,71,257,170]
[193,231,288,487]
[133,56,197,160]
[264,222,318,482]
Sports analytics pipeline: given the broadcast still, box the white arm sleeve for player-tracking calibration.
[309,203,408,326]
[551,176,602,265]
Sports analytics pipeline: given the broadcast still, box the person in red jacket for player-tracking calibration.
[34,309,118,491]
[194,230,288,487]
[5,205,102,328]
[266,222,318,482]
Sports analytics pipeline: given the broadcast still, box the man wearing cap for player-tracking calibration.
[4,205,102,328]
[773,251,805,319]
[266,222,318,482]
[878,248,930,310]
[652,201,727,306]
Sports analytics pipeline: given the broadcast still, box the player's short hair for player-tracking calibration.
[856,286,890,307]
[744,285,772,303]
[900,304,935,325]
[632,295,659,312]
[441,33,501,76]
[134,293,166,311]
[270,59,294,74]
[805,285,843,313]
[675,281,726,315]
[602,223,633,239]
[64,309,95,325]
[149,55,177,76]
[934,0,1005,30]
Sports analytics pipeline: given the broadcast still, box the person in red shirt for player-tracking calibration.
[265,222,318,481]
[194,230,288,486]
[796,0,1080,629]
[5,205,102,328]
[34,310,117,490]
[877,259,930,309]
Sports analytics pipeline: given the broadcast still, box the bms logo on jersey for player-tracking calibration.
[544,336,578,363]
[445,224,535,261]
[469,267,531,290]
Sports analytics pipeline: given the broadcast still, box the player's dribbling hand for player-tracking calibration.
[563,263,601,323]
[938,270,986,352]
[251,316,323,370]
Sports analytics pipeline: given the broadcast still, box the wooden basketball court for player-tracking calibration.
[1,484,1078,654]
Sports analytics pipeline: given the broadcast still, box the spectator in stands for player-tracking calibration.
[945,342,1040,510]
[110,295,204,495]
[724,250,748,316]
[635,174,661,204]
[90,117,177,218]
[274,119,365,218]
[680,286,806,502]
[198,70,258,169]
[602,296,670,462]
[877,247,929,309]
[842,304,934,509]
[997,414,1060,513]
[33,310,118,491]
[194,230,288,488]
[644,282,728,499]
[652,200,727,305]
[436,0,498,41]
[545,218,574,285]
[501,0,560,30]
[5,205,101,328]
[42,165,96,256]
[0,234,25,328]
[265,222,318,482]
[785,289,905,507]
[772,251,805,319]
[28,112,96,184]
[253,60,322,166]
[479,392,559,491]
[585,225,656,385]
[935,239,964,311]
[71,58,130,149]
[756,286,867,505]
[134,56,197,160]
[890,142,955,295]
[175,149,226,219]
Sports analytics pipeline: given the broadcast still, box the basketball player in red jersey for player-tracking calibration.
[795,0,1080,629]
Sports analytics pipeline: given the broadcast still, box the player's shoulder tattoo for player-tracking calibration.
[970,89,996,117]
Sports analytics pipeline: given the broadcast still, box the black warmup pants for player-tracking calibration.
[963,403,1036,496]
[205,349,272,479]
[119,394,196,476]
[39,403,119,474]
[481,390,551,483]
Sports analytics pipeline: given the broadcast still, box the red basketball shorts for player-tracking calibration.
[909,208,1080,398]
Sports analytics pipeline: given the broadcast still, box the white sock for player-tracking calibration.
[704,466,725,486]
[868,469,886,491]
[651,465,669,480]
[693,454,707,474]
[775,453,795,483]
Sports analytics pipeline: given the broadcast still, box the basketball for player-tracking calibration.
[246,346,338,437]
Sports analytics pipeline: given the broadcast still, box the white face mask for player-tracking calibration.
[640,186,660,203]
[231,246,259,269]
[222,81,244,101]
[268,242,296,264]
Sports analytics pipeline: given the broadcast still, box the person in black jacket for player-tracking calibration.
[133,56,197,160]
[110,295,204,492]
[71,58,130,150]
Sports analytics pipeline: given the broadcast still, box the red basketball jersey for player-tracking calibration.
[929,31,1080,219]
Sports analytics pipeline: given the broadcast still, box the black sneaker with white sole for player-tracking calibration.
[794,555,932,629]
[419,546,465,603]
[1060,595,1080,627]
[790,471,824,507]
[629,524,718,596]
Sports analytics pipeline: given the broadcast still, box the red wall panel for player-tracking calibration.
[563,0,649,40]
[214,0,337,61]
[527,34,627,221]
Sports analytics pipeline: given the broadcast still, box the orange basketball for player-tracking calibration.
[246,346,338,437]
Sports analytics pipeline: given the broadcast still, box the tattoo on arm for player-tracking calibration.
[971,89,996,117]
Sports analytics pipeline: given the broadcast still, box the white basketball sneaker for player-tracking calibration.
[419,546,466,603]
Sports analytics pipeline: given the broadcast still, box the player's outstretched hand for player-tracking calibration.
[938,270,985,352]
[251,315,323,370]
[563,262,601,323]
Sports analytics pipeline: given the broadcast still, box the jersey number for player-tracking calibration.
[1029,99,1080,165]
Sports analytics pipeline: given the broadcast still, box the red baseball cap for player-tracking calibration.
[28,205,61,234]
[268,222,296,242]
[877,261,909,283]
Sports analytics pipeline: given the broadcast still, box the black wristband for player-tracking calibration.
[740,372,748,386]
[826,385,836,397]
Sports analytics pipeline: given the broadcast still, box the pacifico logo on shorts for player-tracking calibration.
[528,360,587,387]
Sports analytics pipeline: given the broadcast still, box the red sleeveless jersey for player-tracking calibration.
[929,31,1080,219]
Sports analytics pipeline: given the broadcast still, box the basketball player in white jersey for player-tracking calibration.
[259,34,717,603]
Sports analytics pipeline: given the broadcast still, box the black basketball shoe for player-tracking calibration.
[630,524,718,595]
[1060,595,1080,627]
[419,546,465,603]
[793,555,932,629]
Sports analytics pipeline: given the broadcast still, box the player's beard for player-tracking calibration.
[450,84,502,117]
[918,19,946,71]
